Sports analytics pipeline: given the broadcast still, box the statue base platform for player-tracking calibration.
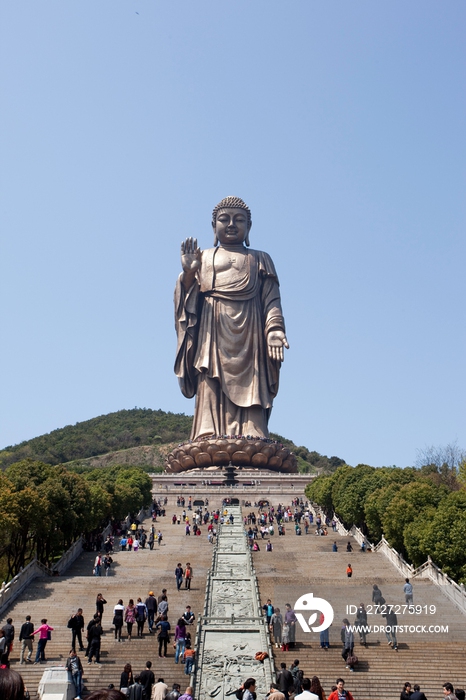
[166,437,297,474]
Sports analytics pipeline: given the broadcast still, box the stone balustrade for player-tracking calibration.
[309,503,466,616]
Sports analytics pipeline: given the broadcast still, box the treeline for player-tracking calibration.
[0,409,193,469]
[305,463,466,584]
[0,460,152,581]
[0,409,344,475]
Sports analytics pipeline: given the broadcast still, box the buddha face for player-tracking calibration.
[213,207,251,246]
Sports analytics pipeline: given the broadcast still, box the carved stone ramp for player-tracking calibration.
[194,506,274,700]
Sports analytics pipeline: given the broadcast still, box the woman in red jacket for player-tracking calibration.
[327,678,354,700]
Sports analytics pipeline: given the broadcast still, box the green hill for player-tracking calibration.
[0,409,192,469]
[0,408,345,474]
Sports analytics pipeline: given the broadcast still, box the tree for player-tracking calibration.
[82,464,152,522]
[382,479,448,555]
[363,467,417,541]
[330,465,383,529]
[305,473,336,512]
[405,492,466,583]
[403,508,437,567]
[365,483,403,542]
[114,467,152,519]
[3,460,94,573]
[457,458,466,488]
[0,473,19,574]
[415,442,465,490]
[87,483,112,531]
[415,442,465,470]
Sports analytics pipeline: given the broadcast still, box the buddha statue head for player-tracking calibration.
[212,196,252,247]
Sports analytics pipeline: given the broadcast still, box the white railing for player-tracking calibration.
[324,510,466,615]
[122,506,149,531]
[0,559,51,617]
[372,536,414,576]
[51,536,84,575]
[154,484,308,493]
[412,557,466,610]
[0,509,146,615]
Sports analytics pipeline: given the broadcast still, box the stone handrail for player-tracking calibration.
[52,536,84,575]
[371,536,413,576]
[122,507,150,531]
[154,484,308,491]
[0,543,85,618]
[0,508,148,616]
[324,510,466,614]
[0,559,52,618]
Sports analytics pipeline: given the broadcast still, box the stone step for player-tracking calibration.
[252,515,466,700]
[2,513,211,698]
[3,500,466,700]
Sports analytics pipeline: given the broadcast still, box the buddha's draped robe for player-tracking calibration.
[174,246,286,439]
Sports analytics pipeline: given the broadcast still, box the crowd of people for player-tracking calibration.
[0,665,464,700]
[0,581,197,700]
[0,666,195,700]
[1,498,464,700]
[237,671,353,700]
[244,501,316,543]
[239,657,464,700]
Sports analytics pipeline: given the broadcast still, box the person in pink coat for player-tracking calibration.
[32,618,54,664]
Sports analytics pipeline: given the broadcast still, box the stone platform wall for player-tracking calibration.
[151,470,313,509]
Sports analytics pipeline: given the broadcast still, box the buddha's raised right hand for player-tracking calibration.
[180,237,202,288]
[181,237,202,273]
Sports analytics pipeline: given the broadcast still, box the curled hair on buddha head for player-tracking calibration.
[212,196,252,246]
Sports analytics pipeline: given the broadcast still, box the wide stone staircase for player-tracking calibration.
[252,516,466,700]
[3,503,466,700]
[1,512,212,698]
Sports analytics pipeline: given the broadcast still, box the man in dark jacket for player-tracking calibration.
[383,608,398,650]
[289,660,302,694]
[19,616,34,664]
[87,618,103,664]
[145,592,158,633]
[128,678,145,700]
[277,662,294,700]
[410,685,428,700]
[85,614,100,658]
[262,600,274,625]
[69,609,85,652]
[442,683,458,700]
[2,618,14,660]
[155,615,171,658]
[166,684,181,700]
[139,660,155,700]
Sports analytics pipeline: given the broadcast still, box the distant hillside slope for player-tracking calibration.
[0,409,192,469]
[65,443,178,472]
[0,408,346,474]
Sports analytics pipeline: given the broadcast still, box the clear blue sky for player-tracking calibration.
[1,1,465,468]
